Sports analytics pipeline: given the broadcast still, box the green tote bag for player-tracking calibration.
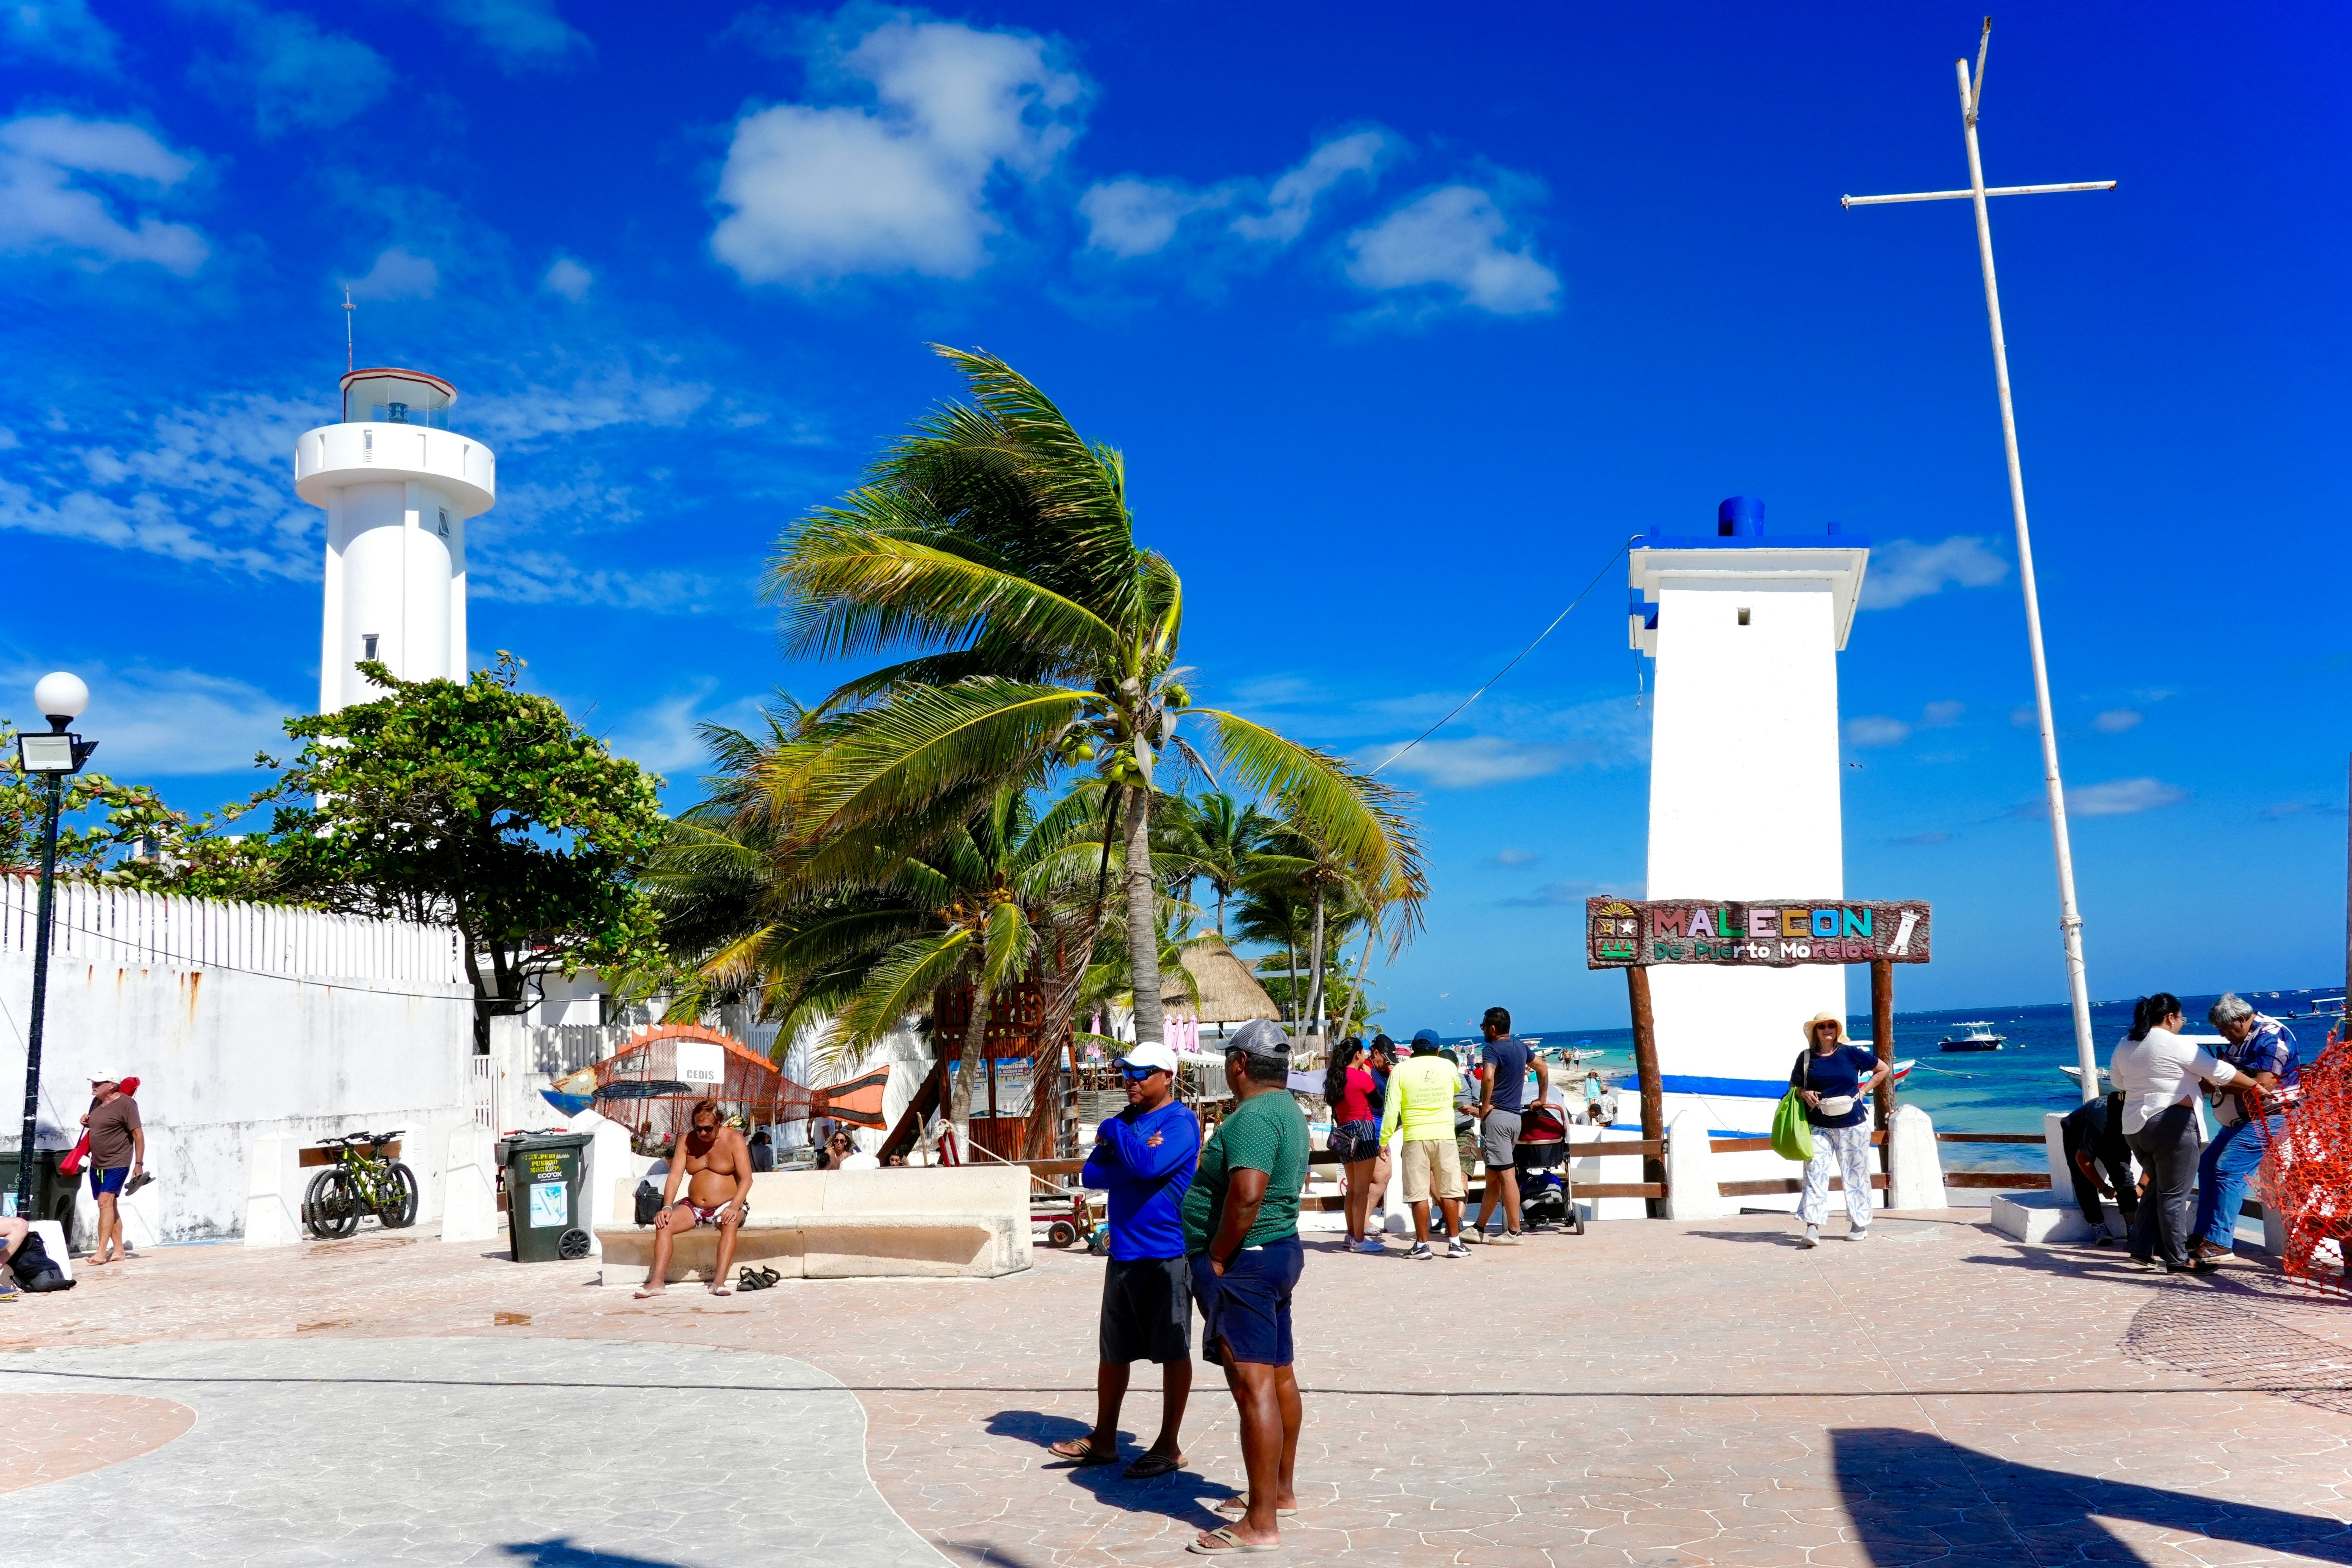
[1771,1053,1814,1162]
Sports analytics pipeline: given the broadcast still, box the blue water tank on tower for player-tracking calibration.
[1717,496,1765,537]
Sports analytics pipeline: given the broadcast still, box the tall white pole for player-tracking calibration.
[1955,57,2102,1103]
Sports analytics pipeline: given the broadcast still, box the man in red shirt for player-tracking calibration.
[81,1073,144,1266]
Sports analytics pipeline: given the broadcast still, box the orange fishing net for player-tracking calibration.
[586,1024,890,1146]
[2269,1023,2350,1293]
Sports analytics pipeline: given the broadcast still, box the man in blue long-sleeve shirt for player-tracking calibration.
[1049,1041,1200,1479]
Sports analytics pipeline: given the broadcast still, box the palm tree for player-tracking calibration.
[1155,791,1275,938]
[762,347,1423,1048]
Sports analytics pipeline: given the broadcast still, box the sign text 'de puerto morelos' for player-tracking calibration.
[1586,898,1932,968]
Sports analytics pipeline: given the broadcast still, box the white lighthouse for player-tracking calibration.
[1629,496,1870,1138]
[294,368,496,714]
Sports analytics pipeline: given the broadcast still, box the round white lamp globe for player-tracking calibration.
[33,671,89,724]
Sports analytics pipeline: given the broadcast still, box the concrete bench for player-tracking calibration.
[595,1165,1031,1285]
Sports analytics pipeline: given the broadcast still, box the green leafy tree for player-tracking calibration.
[251,655,669,1047]
[1154,790,1275,938]
[763,346,1425,1047]
[0,720,283,900]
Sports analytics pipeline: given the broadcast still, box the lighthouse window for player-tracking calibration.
[437,508,450,537]
[362,633,379,660]
[1737,607,1751,626]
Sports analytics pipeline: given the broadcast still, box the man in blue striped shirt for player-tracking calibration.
[2193,995,2299,1267]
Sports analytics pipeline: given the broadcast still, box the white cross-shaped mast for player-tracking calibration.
[1845,18,2116,1104]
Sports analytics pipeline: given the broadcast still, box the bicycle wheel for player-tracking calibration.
[306,1168,361,1239]
[376,1162,420,1229]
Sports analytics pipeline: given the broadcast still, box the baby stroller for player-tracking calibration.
[1514,1102,1584,1235]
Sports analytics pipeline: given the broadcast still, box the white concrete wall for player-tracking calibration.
[0,878,473,1243]
[1643,571,1849,1086]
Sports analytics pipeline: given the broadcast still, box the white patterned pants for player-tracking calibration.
[1799,1121,1874,1229]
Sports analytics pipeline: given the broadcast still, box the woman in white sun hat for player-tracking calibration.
[1790,1013,1886,1248]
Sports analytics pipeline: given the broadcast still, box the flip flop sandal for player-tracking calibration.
[1122,1451,1186,1480]
[1188,1526,1281,1554]
[1214,1496,1298,1516]
[757,1266,783,1287]
[1047,1438,1119,1466]
[736,1267,773,1292]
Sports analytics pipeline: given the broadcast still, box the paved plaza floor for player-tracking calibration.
[3,1211,2349,1567]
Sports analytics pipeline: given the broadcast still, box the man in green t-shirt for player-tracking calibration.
[1182,1020,1307,1554]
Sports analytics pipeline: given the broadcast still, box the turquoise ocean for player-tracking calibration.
[1420,986,2340,1171]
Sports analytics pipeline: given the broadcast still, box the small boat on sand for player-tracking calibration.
[1939,1021,2005,1052]
[2059,1063,2111,1085]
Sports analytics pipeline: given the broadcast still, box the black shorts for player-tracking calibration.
[1099,1255,1193,1365]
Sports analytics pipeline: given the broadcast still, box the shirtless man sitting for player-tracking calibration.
[639,1101,753,1299]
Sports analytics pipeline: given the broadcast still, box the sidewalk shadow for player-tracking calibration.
[498,1540,680,1566]
[1834,1426,2352,1564]
[986,1409,1232,1525]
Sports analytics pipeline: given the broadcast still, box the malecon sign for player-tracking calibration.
[1586,898,1931,968]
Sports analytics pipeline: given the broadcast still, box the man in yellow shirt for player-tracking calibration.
[1379,1030,1469,1259]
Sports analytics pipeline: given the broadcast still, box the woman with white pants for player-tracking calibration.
[1791,1012,1888,1247]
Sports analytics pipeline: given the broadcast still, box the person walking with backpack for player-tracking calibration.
[1791,1014,1884,1247]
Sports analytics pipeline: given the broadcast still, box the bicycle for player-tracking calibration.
[302,1130,419,1240]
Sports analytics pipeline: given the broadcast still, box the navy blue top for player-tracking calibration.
[1791,1045,1879,1129]
[1081,1098,1200,1260]
[1481,1036,1531,1113]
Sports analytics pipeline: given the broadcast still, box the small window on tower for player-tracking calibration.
[1737,607,1752,627]
[363,633,379,660]
[437,507,450,537]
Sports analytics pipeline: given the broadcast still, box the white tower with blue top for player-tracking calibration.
[294,368,496,714]
[1630,497,1870,1146]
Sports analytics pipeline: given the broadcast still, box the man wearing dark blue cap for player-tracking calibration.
[1180,1019,1308,1553]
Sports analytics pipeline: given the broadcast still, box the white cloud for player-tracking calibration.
[1497,879,1637,909]
[3,0,120,72]
[439,0,589,68]
[2092,708,2142,734]
[2011,777,2189,820]
[1078,178,1227,258]
[542,256,593,300]
[1919,700,1965,728]
[1344,185,1560,315]
[190,1,395,137]
[344,246,439,300]
[711,14,1085,285]
[1232,131,1390,244]
[1366,735,1573,788]
[469,550,729,614]
[0,661,294,776]
[1859,536,2008,610]
[0,114,209,274]
[1486,846,1541,868]
[1843,715,1911,748]
[603,685,769,774]
[2011,705,2039,729]
[463,366,711,447]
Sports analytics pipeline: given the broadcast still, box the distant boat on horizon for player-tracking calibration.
[2060,1063,2111,1085]
[1939,1021,2006,1053]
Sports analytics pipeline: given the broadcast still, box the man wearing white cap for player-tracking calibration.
[82,1073,143,1267]
[1055,1041,1201,1478]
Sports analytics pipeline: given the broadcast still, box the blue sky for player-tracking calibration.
[4,1,2347,1034]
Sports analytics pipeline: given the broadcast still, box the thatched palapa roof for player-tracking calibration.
[1164,934,1280,1026]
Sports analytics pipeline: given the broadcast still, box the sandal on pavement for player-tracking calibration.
[1122,1451,1186,1479]
[1188,1527,1281,1554]
[1047,1437,1120,1466]
[1214,1496,1298,1516]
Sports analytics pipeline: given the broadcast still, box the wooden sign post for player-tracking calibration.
[1624,965,1665,1218]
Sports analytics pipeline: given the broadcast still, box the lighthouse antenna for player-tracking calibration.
[342,287,354,374]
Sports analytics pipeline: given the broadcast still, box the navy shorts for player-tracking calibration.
[1191,1236,1304,1367]
[90,1165,130,1197]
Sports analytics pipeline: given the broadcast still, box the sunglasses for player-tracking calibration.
[1121,1065,1164,1081]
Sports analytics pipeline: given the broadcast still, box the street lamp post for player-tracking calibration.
[13,672,96,1221]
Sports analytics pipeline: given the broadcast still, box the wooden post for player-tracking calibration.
[1871,958,1896,1130]
[1626,964,1665,1218]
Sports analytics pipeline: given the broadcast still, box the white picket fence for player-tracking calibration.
[0,873,463,986]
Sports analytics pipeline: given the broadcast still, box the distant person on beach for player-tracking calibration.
[81,1072,144,1267]
[1323,1037,1384,1254]
[1791,1014,1886,1248]
[638,1099,752,1299]
[1182,1021,1309,1552]
[1058,1042,1200,1479]
[2058,1091,2138,1243]
[2111,993,2241,1273]
[2191,994,2298,1268]
[748,1129,776,1172]
[1468,1008,1544,1244]
[1381,1030,1469,1259]
[1364,1036,1398,1231]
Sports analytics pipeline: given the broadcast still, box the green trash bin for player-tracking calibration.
[0,1149,78,1232]
[497,1131,594,1263]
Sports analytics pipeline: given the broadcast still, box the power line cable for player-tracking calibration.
[1368,535,1639,777]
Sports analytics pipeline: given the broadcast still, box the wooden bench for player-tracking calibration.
[595,1165,1031,1285]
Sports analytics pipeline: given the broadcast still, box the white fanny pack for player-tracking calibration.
[1816,1094,1856,1118]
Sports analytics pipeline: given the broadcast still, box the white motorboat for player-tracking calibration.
[2059,1063,2111,1085]
[1939,1021,2006,1052]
